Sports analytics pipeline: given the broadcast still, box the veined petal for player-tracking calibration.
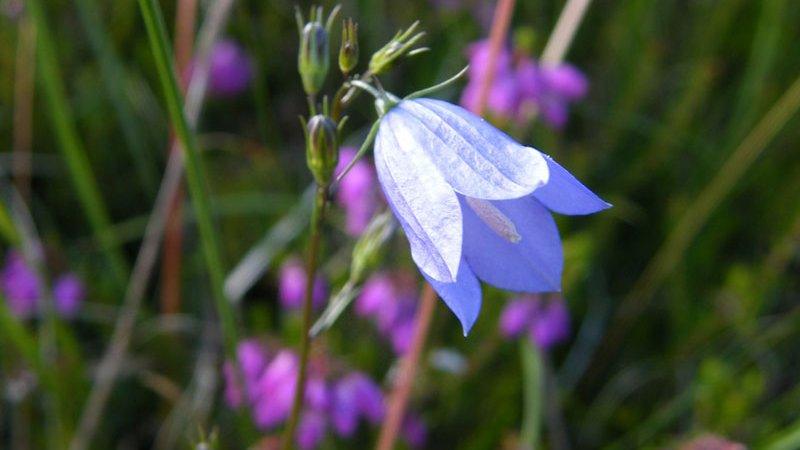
[533,155,611,215]
[461,195,563,292]
[393,98,549,200]
[422,258,482,335]
[375,112,463,282]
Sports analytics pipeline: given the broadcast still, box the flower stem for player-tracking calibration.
[281,185,328,450]
[376,283,437,450]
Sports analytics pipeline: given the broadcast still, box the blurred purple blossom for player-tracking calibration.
[222,340,393,449]
[356,272,419,354]
[460,39,589,128]
[401,414,428,448]
[499,295,571,350]
[335,147,380,235]
[208,39,254,97]
[0,251,39,319]
[52,274,85,318]
[278,258,327,311]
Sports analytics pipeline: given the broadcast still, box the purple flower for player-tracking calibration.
[356,273,419,354]
[331,372,385,437]
[0,251,39,319]
[223,339,269,408]
[278,258,327,311]
[297,411,327,450]
[499,295,571,350]
[516,59,589,129]
[53,274,85,318]
[335,147,379,235]
[208,40,253,97]
[373,98,609,334]
[253,350,299,428]
[401,414,428,448]
[459,40,520,120]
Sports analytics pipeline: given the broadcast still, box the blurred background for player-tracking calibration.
[1,0,800,448]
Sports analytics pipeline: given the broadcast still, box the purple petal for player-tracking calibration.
[542,64,588,100]
[401,414,428,448]
[296,411,327,450]
[331,378,359,437]
[499,298,538,338]
[52,273,85,318]
[395,99,549,200]
[461,195,563,292]
[375,114,463,282]
[422,258,482,335]
[253,351,298,429]
[532,155,611,215]
[529,299,571,350]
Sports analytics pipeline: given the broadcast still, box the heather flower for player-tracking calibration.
[460,40,520,120]
[208,40,253,97]
[516,60,589,128]
[330,372,385,437]
[401,414,428,448]
[499,295,571,351]
[0,251,39,319]
[253,350,300,428]
[356,272,419,353]
[222,339,269,408]
[52,274,85,318]
[335,147,379,235]
[373,97,609,334]
[297,411,327,450]
[278,258,328,311]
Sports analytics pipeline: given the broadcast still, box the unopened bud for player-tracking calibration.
[299,21,329,95]
[306,115,339,185]
[339,18,359,76]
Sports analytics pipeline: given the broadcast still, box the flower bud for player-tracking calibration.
[298,21,329,95]
[369,21,427,75]
[306,115,339,185]
[339,18,359,76]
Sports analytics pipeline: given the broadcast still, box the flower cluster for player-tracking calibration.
[222,339,425,449]
[355,272,419,354]
[278,257,328,311]
[460,40,588,128]
[0,251,85,319]
[335,147,380,236]
[499,295,570,351]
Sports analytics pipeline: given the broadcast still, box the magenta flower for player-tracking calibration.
[331,372,385,437]
[459,40,520,120]
[252,350,300,428]
[335,147,379,235]
[278,258,328,311]
[517,60,589,128]
[500,295,571,350]
[373,97,609,334]
[208,40,254,97]
[53,274,85,318]
[297,411,327,450]
[0,251,39,319]
[356,272,419,354]
[401,414,428,448]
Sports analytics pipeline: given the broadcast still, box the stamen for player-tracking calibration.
[465,197,521,243]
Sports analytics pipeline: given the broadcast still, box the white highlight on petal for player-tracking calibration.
[464,197,521,243]
[395,99,550,200]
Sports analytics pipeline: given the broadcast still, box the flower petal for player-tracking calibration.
[461,195,563,292]
[533,155,611,215]
[375,112,463,282]
[422,258,482,335]
[394,98,549,200]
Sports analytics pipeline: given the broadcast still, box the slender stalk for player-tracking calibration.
[540,0,593,67]
[376,284,437,450]
[137,0,240,356]
[474,0,516,114]
[12,15,36,202]
[520,341,543,449]
[281,186,328,450]
[161,0,198,315]
[25,0,129,288]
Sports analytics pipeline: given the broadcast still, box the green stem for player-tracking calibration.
[137,0,240,357]
[25,0,129,288]
[520,340,544,449]
[281,186,328,450]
